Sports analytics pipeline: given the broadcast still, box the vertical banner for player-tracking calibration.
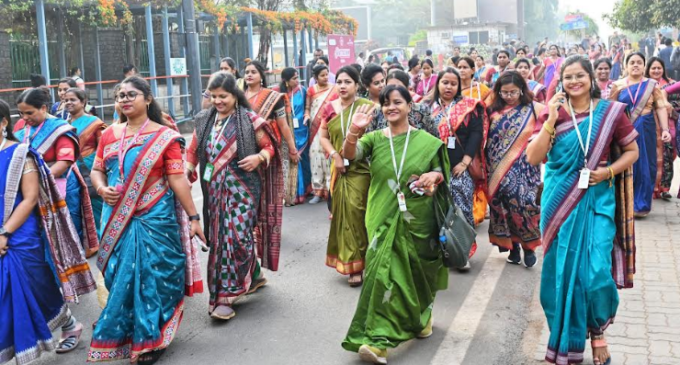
[328,34,355,74]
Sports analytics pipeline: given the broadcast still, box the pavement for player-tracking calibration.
[29,163,680,365]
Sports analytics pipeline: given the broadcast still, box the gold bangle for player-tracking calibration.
[346,138,357,145]
[543,123,556,136]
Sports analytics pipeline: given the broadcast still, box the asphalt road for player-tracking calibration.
[33,181,544,365]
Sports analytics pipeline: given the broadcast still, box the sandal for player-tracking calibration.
[56,322,83,354]
[349,272,363,287]
[247,275,268,294]
[138,349,166,365]
[210,305,236,320]
[591,336,612,365]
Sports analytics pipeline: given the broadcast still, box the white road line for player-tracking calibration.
[431,250,507,365]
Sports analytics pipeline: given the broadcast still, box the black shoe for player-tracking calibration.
[523,249,537,268]
[506,245,521,265]
[661,192,672,200]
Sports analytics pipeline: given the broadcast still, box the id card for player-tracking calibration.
[293,118,300,128]
[203,163,215,182]
[344,158,350,167]
[397,191,407,212]
[447,137,456,149]
[578,168,590,190]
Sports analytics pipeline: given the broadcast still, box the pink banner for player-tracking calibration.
[328,34,355,74]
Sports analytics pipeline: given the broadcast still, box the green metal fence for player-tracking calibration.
[199,35,213,75]
[9,36,62,87]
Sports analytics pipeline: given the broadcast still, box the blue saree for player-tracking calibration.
[70,115,106,230]
[88,127,202,362]
[1,143,95,365]
[290,86,312,204]
[539,100,637,365]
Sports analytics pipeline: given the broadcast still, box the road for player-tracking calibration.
[34,179,545,365]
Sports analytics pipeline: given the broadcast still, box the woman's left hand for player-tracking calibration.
[289,148,300,164]
[661,130,672,143]
[0,235,8,256]
[190,220,206,243]
[452,162,467,177]
[588,167,611,186]
[417,172,440,188]
[238,155,261,172]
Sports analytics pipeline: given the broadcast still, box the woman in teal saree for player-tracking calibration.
[527,57,639,365]
[341,85,449,364]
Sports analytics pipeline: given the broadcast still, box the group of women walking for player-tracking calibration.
[0,41,659,365]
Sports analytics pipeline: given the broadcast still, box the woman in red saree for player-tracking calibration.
[187,72,283,321]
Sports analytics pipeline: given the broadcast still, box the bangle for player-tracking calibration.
[543,123,556,136]
[258,154,265,162]
[330,150,338,158]
[346,138,357,145]
[663,128,670,132]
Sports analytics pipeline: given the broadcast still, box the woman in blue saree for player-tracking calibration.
[527,56,639,365]
[277,68,311,205]
[14,88,100,258]
[0,99,96,364]
[87,77,205,364]
[609,52,671,217]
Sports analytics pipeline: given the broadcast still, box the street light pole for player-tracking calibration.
[182,0,203,115]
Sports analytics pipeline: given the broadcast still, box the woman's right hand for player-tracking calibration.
[100,186,122,206]
[350,104,376,130]
[0,235,8,256]
[548,92,567,121]
[452,162,468,177]
[333,153,347,175]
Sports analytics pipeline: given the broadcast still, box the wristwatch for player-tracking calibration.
[0,227,11,238]
[188,214,201,222]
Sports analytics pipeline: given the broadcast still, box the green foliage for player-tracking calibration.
[408,29,427,47]
[606,0,680,32]
[523,0,559,44]
[371,0,430,45]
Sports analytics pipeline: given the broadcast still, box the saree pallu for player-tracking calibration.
[71,115,106,229]
[342,130,449,352]
[486,104,541,251]
[1,144,95,365]
[308,85,338,198]
[89,128,203,362]
[615,79,659,214]
[290,86,312,204]
[527,80,547,104]
[539,100,636,365]
[543,58,564,91]
[15,118,99,257]
[325,98,373,274]
[251,88,298,206]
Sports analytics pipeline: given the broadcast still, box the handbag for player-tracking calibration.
[433,183,477,268]
[453,133,485,181]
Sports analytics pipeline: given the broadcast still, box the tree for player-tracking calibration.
[523,0,559,44]
[606,0,680,33]
[559,12,599,39]
[370,0,430,45]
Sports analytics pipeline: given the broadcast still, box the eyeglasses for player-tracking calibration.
[500,90,522,98]
[116,91,141,102]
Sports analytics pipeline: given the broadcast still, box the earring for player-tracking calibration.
[147,104,150,111]
[1,127,6,138]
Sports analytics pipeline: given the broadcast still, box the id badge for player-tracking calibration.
[397,191,407,212]
[203,163,215,182]
[578,168,590,190]
[293,118,300,128]
[344,158,350,167]
[447,137,456,149]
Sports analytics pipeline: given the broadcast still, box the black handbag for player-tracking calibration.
[434,183,476,269]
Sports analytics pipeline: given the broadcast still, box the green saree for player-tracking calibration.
[342,128,450,352]
[325,98,373,275]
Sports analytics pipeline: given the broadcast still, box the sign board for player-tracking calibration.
[452,34,469,45]
[327,35,355,73]
[560,20,588,31]
[170,58,186,76]
[564,14,583,23]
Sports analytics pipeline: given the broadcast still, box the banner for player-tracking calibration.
[328,34,355,74]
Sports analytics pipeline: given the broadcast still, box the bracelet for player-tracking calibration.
[460,161,469,167]
[188,214,201,221]
[258,154,265,162]
[346,138,357,145]
[329,150,338,158]
[542,123,556,136]
[607,167,615,179]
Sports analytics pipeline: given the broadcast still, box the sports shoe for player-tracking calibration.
[358,345,387,364]
[309,196,321,204]
[507,245,521,265]
[661,192,672,200]
[523,249,537,268]
[456,261,471,272]
[417,316,433,339]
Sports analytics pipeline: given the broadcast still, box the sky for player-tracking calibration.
[558,0,616,38]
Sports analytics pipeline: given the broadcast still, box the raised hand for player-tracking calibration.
[351,104,376,130]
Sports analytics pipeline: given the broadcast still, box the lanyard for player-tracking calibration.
[387,126,412,186]
[568,99,594,167]
[209,114,232,161]
[423,75,433,93]
[23,122,45,144]
[439,100,456,133]
[289,87,298,109]
[625,78,643,107]
[340,101,356,139]
[118,119,150,178]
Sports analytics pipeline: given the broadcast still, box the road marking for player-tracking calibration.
[431,250,507,365]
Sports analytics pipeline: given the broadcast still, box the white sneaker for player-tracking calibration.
[309,196,321,204]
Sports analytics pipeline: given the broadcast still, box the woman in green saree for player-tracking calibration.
[341,85,450,364]
[319,66,373,286]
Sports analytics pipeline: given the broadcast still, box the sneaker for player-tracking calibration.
[417,316,433,339]
[661,192,672,200]
[358,345,387,364]
[507,245,521,265]
[523,249,537,268]
[309,196,321,204]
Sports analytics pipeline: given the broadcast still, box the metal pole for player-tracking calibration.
[241,25,246,65]
[293,29,298,69]
[162,6,175,117]
[283,30,289,67]
[223,26,229,58]
[78,22,85,79]
[177,5,190,116]
[94,28,103,108]
[36,0,51,97]
[57,8,67,78]
[271,34,275,70]
[213,23,221,67]
[247,13,254,59]
[307,26,313,53]
[182,0,203,114]
[314,31,319,51]
[301,29,307,83]
[145,5,158,96]
[431,0,436,27]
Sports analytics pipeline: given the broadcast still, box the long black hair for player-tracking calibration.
[206,71,251,110]
[219,57,241,78]
[559,55,601,99]
[408,57,420,72]
[431,67,462,106]
[0,99,16,142]
[244,60,268,89]
[379,84,412,106]
[489,71,533,112]
[278,67,298,94]
[118,76,169,127]
[645,56,671,83]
